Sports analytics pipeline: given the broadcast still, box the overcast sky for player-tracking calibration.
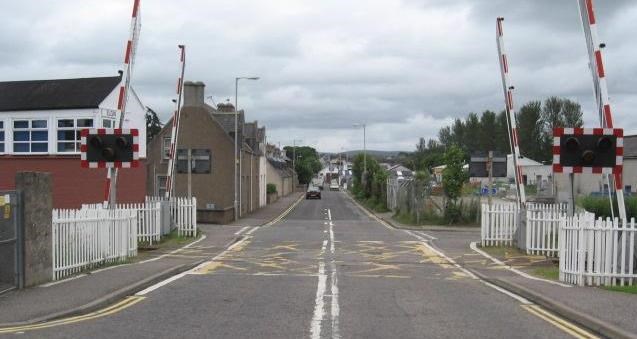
[1,0,636,152]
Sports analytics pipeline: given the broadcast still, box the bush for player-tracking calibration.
[267,183,277,194]
[578,196,637,219]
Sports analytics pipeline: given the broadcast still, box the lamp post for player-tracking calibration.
[292,139,303,190]
[353,123,367,186]
[234,76,259,221]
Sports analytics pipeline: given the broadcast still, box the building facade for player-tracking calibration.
[146,81,266,224]
[0,75,147,208]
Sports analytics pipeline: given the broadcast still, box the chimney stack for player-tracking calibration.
[183,81,205,107]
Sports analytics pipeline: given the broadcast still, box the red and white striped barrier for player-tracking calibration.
[164,45,186,199]
[577,0,626,220]
[496,17,526,207]
[104,0,142,205]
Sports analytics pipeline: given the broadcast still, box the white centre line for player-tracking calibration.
[328,208,340,339]
[310,262,327,339]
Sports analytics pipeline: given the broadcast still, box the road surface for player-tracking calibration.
[5,191,592,338]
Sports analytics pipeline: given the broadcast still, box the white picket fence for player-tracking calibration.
[147,196,198,237]
[559,214,636,286]
[52,208,138,280]
[481,203,518,246]
[525,205,567,257]
[82,201,162,244]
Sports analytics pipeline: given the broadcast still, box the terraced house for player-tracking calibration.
[146,81,268,224]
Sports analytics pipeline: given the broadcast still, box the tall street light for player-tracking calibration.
[353,123,367,186]
[292,139,303,189]
[234,76,259,221]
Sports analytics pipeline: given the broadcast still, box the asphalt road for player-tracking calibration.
[5,191,588,338]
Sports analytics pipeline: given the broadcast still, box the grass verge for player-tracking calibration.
[602,285,637,295]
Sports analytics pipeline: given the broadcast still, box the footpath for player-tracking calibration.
[373,207,637,339]
[0,193,303,327]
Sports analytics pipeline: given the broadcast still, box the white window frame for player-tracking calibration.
[162,137,171,161]
[12,118,49,154]
[0,119,5,154]
[56,117,94,154]
[102,118,115,128]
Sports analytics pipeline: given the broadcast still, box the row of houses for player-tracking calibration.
[0,75,298,224]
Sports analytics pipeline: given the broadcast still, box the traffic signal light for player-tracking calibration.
[80,128,139,168]
[553,127,623,174]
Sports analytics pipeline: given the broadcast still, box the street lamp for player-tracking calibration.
[234,76,260,221]
[292,139,303,189]
[353,123,367,185]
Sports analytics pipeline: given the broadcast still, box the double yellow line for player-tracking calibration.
[0,296,145,334]
[521,305,598,338]
[263,194,304,227]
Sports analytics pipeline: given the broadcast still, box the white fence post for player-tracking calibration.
[559,214,636,286]
[51,207,139,281]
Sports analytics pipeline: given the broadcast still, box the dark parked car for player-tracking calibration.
[306,186,321,199]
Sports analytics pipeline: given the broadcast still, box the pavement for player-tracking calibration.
[0,189,609,338]
[0,193,303,327]
[376,205,637,339]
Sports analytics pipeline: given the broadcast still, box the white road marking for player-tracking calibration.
[417,231,437,240]
[469,242,572,288]
[310,262,327,339]
[135,236,249,296]
[234,226,249,235]
[138,234,208,264]
[245,226,259,235]
[328,209,340,339]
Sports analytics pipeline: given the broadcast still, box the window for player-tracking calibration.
[57,118,93,153]
[13,119,48,153]
[176,149,211,174]
[102,119,115,128]
[625,185,632,193]
[162,137,171,161]
[192,149,211,174]
[157,176,167,197]
[0,121,4,153]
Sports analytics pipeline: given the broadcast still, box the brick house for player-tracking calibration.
[146,81,266,224]
[0,75,147,208]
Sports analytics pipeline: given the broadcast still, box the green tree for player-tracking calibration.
[478,110,497,152]
[284,146,322,184]
[145,107,162,143]
[517,101,546,162]
[442,145,466,203]
[495,110,512,154]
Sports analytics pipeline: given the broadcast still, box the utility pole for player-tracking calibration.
[234,76,259,220]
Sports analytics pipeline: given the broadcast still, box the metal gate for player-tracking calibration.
[0,191,23,292]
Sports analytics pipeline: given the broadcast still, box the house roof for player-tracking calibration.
[0,76,121,112]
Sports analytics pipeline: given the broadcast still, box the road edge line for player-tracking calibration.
[469,241,572,288]
[0,260,203,329]
[471,270,637,339]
